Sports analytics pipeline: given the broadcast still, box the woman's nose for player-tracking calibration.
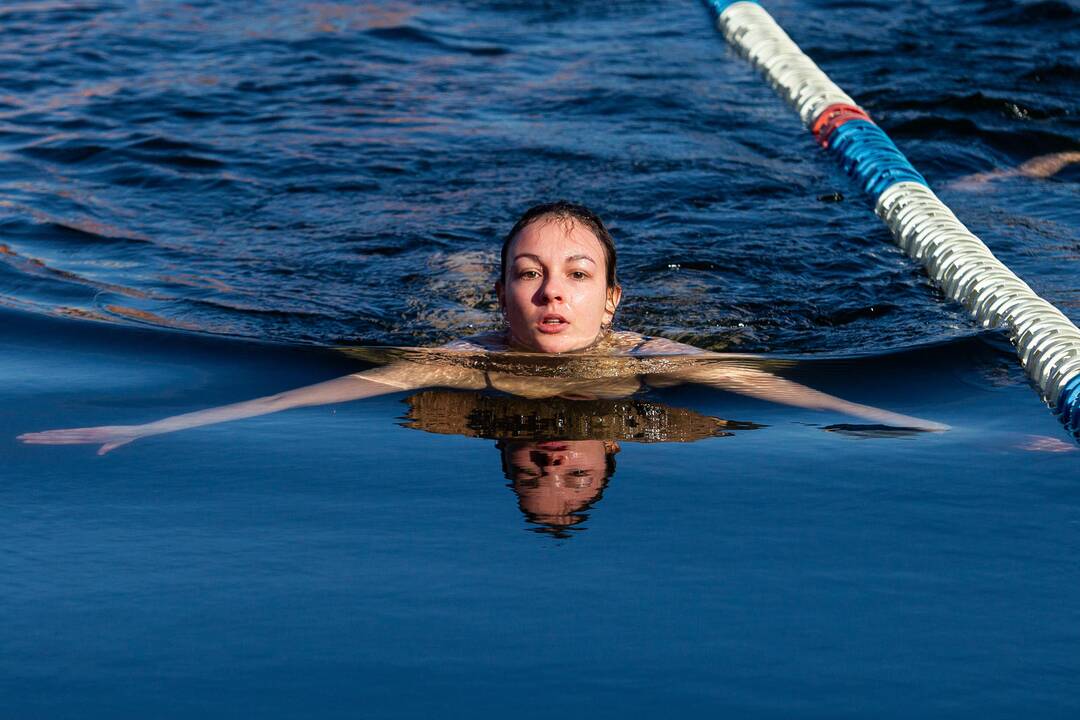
[538,276,565,303]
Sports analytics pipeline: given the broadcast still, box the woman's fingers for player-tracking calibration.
[18,432,97,444]
[17,426,141,455]
[17,426,136,445]
[915,419,951,432]
[18,430,103,443]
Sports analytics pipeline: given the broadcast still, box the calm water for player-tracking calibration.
[3,0,1079,716]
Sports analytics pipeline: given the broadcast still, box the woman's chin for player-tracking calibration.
[517,330,592,354]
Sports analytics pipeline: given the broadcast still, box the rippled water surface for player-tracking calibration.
[4,0,1079,717]
[2,0,1075,352]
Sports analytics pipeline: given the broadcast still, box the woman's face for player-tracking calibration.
[496,218,620,353]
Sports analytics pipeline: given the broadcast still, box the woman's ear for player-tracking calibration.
[495,279,506,312]
[604,284,622,322]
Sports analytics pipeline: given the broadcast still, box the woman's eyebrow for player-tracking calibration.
[512,253,596,265]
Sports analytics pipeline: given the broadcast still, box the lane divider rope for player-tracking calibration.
[705,0,1080,436]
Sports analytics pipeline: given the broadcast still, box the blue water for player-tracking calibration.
[3,0,1079,717]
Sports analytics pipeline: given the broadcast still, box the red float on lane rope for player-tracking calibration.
[811,103,872,147]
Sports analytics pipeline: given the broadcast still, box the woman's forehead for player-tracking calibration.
[509,217,604,261]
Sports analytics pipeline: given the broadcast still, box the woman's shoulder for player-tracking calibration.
[439,332,510,352]
[604,331,705,356]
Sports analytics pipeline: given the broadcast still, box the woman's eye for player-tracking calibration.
[570,271,589,280]
[518,270,540,279]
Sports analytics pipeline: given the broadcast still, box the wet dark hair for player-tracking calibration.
[500,201,618,289]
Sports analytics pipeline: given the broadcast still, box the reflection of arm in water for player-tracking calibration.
[17,360,486,455]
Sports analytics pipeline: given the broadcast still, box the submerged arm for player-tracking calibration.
[19,361,485,454]
[949,151,1080,189]
[142,371,412,434]
[651,363,948,431]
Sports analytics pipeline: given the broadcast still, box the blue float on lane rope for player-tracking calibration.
[705,0,1080,438]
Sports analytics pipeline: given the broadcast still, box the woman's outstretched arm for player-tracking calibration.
[650,363,949,431]
[18,361,486,455]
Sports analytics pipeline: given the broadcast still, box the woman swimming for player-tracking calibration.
[18,201,947,455]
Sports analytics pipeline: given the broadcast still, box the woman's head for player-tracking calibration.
[496,201,622,353]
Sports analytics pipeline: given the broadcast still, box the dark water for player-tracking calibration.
[1,0,1075,351]
[4,0,1080,717]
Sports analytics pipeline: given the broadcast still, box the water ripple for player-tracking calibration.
[0,0,1074,356]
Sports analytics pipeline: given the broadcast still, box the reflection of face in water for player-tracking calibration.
[498,439,618,537]
[401,390,762,539]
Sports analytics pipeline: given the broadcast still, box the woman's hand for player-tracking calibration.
[17,425,146,455]
[1018,434,1078,453]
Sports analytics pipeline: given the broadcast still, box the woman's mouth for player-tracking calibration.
[537,314,569,333]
